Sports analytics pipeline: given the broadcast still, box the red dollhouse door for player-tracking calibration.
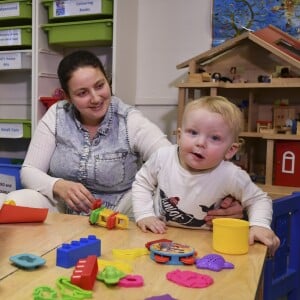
[274,141,300,187]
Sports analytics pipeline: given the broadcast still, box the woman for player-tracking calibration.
[1,50,243,221]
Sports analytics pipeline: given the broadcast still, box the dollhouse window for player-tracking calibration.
[282,151,295,174]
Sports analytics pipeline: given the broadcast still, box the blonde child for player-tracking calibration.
[132,96,279,256]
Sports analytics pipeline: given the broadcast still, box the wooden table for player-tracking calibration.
[0,213,267,300]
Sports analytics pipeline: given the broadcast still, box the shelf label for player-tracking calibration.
[54,0,101,17]
[0,123,23,138]
[0,52,21,69]
[0,2,20,18]
[0,174,16,193]
[0,29,21,46]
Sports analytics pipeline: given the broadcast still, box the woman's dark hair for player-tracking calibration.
[57,50,109,96]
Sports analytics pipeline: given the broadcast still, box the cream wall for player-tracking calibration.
[116,0,213,141]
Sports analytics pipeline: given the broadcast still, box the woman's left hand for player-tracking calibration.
[204,196,244,225]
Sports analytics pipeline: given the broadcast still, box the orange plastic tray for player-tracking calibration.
[0,204,48,223]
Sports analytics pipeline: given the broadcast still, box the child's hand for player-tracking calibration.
[137,217,167,234]
[249,226,280,257]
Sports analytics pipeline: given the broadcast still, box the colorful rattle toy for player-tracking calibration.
[149,241,196,265]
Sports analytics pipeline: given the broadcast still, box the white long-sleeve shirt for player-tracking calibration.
[132,145,272,229]
[21,102,171,202]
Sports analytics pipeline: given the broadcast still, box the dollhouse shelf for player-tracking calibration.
[239,132,300,140]
[176,25,300,196]
[177,82,300,89]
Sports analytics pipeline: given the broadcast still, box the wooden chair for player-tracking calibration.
[263,192,300,300]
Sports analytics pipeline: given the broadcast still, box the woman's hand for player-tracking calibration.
[53,179,95,213]
[204,196,244,225]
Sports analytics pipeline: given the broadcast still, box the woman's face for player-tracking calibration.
[66,66,111,126]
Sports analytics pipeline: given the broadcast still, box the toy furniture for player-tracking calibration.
[263,192,300,300]
[274,141,300,187]
[176,25,300,196]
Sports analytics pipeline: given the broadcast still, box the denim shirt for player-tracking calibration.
[49,96,140,209]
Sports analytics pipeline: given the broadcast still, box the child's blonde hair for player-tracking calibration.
[182,96,243,142]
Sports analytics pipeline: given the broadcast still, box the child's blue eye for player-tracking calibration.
[187,129,198,136]
[211,135,221,141]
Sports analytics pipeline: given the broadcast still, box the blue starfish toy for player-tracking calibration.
[195,254,234,272]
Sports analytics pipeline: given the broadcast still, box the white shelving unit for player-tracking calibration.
[0,0,138,160]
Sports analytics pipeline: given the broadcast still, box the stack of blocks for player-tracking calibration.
[56,235,101,268]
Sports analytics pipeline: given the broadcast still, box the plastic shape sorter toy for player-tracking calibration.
[56,235,101,268]
[150,241,196,265]
[71,255,98,290]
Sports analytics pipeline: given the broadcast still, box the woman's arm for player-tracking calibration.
[127,110,171,161]
[21,104,60,200]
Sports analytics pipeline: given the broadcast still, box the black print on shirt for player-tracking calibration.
[159,189,215,227]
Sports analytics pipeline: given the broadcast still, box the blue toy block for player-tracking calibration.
[56,235,101,268]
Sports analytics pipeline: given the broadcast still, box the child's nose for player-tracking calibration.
[195,135,206,147]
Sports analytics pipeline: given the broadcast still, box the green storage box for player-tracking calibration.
[42,0,113,22]
[0,0,32,23]
[0,25,31,48]
[42,19,112,47]
[0,119,31,138]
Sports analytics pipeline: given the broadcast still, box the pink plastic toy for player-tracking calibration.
[166,269,213,288]
[118,275,144,287]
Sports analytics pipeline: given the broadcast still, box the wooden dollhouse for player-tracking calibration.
[176,25,300,196]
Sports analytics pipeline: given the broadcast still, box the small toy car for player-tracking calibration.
[89,199,129,229]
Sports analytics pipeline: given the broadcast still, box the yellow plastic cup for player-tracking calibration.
[212,218,250,254]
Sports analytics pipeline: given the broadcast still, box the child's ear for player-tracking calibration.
[177,128,182,141]
[225,142,239,160]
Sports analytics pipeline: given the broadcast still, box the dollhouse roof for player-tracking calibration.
[176,25,300,72]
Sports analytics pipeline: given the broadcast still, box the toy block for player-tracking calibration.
[90,207,129,229]
[56,235,101,268]
[71,255,98,290]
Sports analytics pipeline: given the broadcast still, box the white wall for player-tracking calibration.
[136,0,212,105]
[115,0,212,141]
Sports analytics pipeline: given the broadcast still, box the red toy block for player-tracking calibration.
[71,255,98,290]
[106,212,118,229]
[92,199,103,210]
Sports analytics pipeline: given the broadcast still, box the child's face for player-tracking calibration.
[177,107,238,173]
